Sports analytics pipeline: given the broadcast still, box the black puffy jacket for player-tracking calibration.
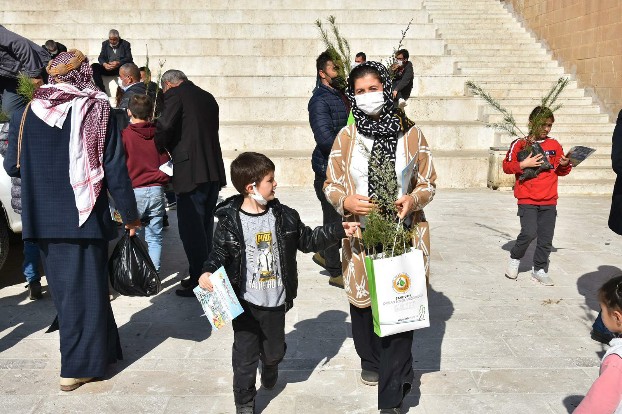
[308,83,348,176]
[202,195,345,310]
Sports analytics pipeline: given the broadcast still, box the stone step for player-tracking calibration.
[44,38,448,58]
[487,113,609,124]
[481,104,602,116]
[4,0,424,10]
[446,42,544,50]
[216,96,480,122]
[477,88,585,98]
[0,9,431,24]
[573,154,614,168]
[457,61,559,69]
[459,67,565,75]
[558,179,616,195]
[438,29,532,36]
[566,166,616,181]
[6,23,439,40]
[472,80,579,89]
[127,55,456,78]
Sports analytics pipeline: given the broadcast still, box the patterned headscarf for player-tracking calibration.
[30,50,111,226]
[346,61,402,201]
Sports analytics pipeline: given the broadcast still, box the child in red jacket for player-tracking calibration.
[122,94,170,273]
[502,106,572,285]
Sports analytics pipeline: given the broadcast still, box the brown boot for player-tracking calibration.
[328,275,344,289]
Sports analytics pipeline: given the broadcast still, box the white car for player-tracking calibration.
[0,122,22,271]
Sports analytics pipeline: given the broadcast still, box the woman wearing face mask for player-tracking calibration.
[324,61,436,414]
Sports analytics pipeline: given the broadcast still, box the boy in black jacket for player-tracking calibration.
[198,152,359,414]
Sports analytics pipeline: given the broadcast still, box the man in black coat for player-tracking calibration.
[117,63,155,109]
[91,29,133,92]
[42,39,67,59]
[155,69,226,296]
[308,51,349,288]
[610,109,622,236]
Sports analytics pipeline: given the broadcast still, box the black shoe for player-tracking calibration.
[28,281,43,300]
[175,286,197,297]
[235,400,255,414]
[261,363,278,389]
[361,369,379,386]
[180,278,194,289]
[591,329,615,345]
[379,408,402,414]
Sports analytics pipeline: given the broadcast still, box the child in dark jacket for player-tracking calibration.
[198,152,359,414]
[502,106,572,286]
[121,94,169,272]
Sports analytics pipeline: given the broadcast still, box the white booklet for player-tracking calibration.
[566,146,596,167]
[193,266,244,330]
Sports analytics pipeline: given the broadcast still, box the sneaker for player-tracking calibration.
[260,363,278,389]
[235,400,255,414]
[591,329,615,345]
[361,369,379,386]
[398,98,407,109]
[505,258,520,280]
[531,268,554,286]
[312,252,327,269]
[28,281,43,300]
[329,275,344,289]
[380,408,402,414]
[59,377,94,392]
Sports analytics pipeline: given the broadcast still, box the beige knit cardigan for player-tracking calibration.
[323,124,437,308]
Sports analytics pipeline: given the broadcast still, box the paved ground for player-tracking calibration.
[0,187,621,413]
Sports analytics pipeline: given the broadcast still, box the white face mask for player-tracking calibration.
[355,91,385,116]
[117,78,130,90]
[250,182,268,206]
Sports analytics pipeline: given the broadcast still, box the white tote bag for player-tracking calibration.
[364,248,429,337]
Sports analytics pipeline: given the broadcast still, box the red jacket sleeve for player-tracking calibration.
[502,139,524,175]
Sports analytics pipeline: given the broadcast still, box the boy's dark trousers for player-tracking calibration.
[510,204,557,272]
[232,301,286,406]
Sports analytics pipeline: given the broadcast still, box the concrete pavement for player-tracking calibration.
[0,187,620,413]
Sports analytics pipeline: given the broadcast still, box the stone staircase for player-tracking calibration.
[422,0,616,194]
[2,0,615,193]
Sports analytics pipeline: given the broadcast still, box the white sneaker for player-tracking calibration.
[505,258,520,279]
[398,98,408,109]
[531,268,554,286]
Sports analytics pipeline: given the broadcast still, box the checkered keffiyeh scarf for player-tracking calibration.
[346,61,401,201]
[30,51,111,226]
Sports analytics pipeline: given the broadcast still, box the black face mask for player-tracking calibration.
[328,75,346,91]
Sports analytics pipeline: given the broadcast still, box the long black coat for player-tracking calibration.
[610,109,622,235]
[154,80,226,194]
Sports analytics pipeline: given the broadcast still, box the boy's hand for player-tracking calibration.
[395,194,416,219]
[198,272,214,291]
[342,222,361,237]
[559,154,570,167]
[344,195,375,216]
[519,153,543,169]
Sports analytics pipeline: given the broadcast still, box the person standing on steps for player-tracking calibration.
[308,50,350,289]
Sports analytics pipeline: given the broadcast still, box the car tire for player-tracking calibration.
[0,212,9,271]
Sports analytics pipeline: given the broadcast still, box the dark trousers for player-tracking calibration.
[232,301,286,405]
[176,181,220,283]
[91,63,120,92]
[38,239,122,378]
[350,304,414,409]
[510,204,557,272]
[313,172,342,276]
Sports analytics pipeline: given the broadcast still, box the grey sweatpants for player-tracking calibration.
[510,204,557,272]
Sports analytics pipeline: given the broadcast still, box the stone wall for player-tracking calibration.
[503,0,622,119]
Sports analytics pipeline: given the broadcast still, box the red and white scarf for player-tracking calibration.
[31,81,110,226]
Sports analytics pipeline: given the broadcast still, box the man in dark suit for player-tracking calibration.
[91,29,133,92]
[155,69,226,296]
[117,63,155,109]
[42,39,67,59]
[3,50,140,391]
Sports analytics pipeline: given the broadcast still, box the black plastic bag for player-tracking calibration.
[108,231,161,296]
[517,141,553,182]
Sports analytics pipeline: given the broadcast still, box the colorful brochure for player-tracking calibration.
[193,266,244,330]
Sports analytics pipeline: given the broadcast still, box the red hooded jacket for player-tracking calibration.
[503,137,572,205]
[121,121,170,189]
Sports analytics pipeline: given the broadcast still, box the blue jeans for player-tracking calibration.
[23,240,41,283]
[134,186,165,272]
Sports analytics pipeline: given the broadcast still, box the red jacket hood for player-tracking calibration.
[128,121,156,140]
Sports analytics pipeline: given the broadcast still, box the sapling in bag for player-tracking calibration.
[109,231,161,296]
[364,247,429,337]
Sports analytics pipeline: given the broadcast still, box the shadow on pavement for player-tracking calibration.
[562,394,584,413]
[257,309,349,413]
[404,286,453,412]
